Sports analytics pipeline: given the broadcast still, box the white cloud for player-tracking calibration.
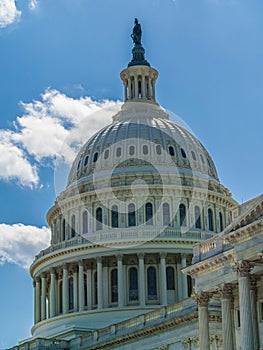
[0,130,39,187]
[0,0,21,28]
[0,89,121,187]
[29,0,38,10]
[0,223,50,269]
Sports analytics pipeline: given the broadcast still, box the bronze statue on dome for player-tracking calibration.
[131,18,142,46]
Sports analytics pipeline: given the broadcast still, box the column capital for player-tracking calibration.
[217,284,233,300]
[96,256,102,263]
[63,263,68,270]
[116,254,123,261]
[41,272,47,279]
[160,252,167,259]
[50,267,55,274]
[35,276,41,283]
[33,280,36,288]
[137,253,145,259]
[78,259,84,267]
[192,292,211,307]
[232,260,254,277]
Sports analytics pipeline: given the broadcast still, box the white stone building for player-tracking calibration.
[9,21,263,350]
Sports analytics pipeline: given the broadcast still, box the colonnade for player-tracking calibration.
[33,253,191,325]
[194,260,260,350]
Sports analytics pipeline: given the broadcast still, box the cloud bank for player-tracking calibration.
[0,223,50,269]
[0,89,121,187]
[0,0,21,28]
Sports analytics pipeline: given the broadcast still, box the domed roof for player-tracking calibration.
[67,103,218,188]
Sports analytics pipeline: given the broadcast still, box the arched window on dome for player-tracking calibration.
[128,203,136,227]
[58,280,63,314]
[62,218,66,241]
[104,149,109,159]
[145,202,153,225]
[163,203,170,226]
[84,155,89,166]
[200,154,205,164]
[191,151,196,161]
[129,267,138,301]
[147,266,157,300]
[116,147,122,157]
[169,146,175,157]
[93,152,98,163]
[181,148,187,159]
[166,266,175,290]
[69,277,74,310]
[219,212,224,232]
[84,273,88,307]
[71,215,76,238]
[156,144,162,155]
[129,145,135,156]
[111,205,119,228]
[194,206,201,229]
[179,204,187,227]
[82,210,88,234]
[208,208,214,231]
[138,80,142,98]
[96,207,103,231]
[94,271,98,306]
[143,145,148,155]
[111,269,118,303]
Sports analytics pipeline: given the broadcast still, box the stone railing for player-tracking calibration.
[192,235,233,263]
[34,227,214,261]
[9,338,69,350]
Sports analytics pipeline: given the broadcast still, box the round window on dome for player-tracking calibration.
[84,155,89,167]
[116,147,122,157]
[104,149,109,159]
[181,148,187,158]
[169,146,175,157]
[191,151,196,161]
[129,145,135,156]
[143,145,148,155]
[156,144,162,155]
[93,152,98,163]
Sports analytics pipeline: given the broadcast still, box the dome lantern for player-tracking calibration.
[120,19,158,104]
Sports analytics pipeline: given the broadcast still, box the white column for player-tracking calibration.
[97,257,103,309]
[176,256,183,301]
[181,254,188,299]
[193,292,211,350]
[233,261,254,350]
[219,285,234,350]
[73,266,78,312]
[250,276,259,350]
[78,260,84,312]
[50,268,56,318]
[41,274,47,321]
[134,75,138,99]
[62,264,69,314]
[87,263,92,310]
[128,77,132,99]
[138,253,145,306]
[142,74,146,98]
[160,253,167,305]
[33,281,37,324]
[35,277,41,323]
[117,255,124,308]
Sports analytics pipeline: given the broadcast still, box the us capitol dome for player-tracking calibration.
[29,20,236,342]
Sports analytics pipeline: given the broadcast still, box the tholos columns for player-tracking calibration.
[97,257,103,309]
[78,260,85,312]
[160,253,167,305]
[117,255,124,307]
[233,260,254,350]
[218,285,234,350]
[181,254,188,299]
[41,273,47,321]
[35,277,41,323]
[49,268,56,318]
[193,292,211,350]
[138,253,146,306]
[62,264,69,314]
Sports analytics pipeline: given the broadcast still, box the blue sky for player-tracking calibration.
[0,0,262,348]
